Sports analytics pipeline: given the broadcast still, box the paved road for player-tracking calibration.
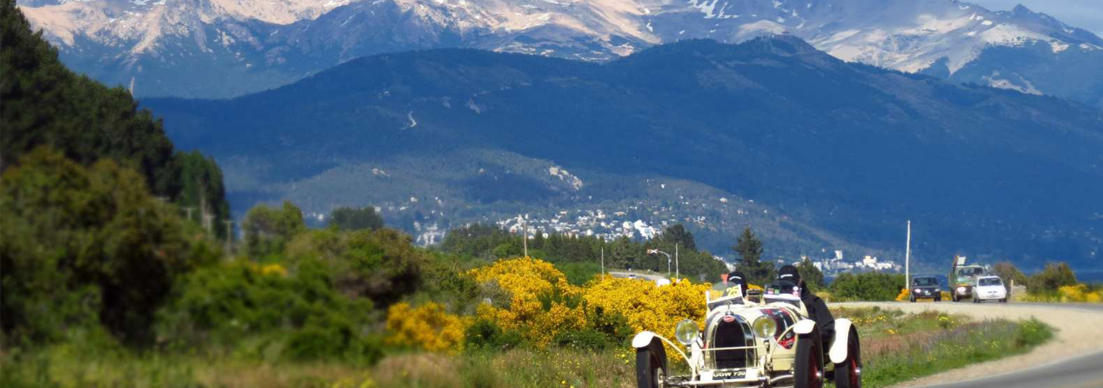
[834,302,1103,388]
[920,351,1103,388]
[609,271,668,283]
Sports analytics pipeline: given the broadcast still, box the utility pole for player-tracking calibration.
[675,244,680,281]
[223,220,234,253]
[521,216,528,257]
[905,220,912,290]
[203,213,214,234]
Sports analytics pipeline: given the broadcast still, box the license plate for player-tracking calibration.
[713,370,748,379]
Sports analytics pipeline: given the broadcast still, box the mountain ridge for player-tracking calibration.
[16,0,1103,108]
[144,37,1103,270]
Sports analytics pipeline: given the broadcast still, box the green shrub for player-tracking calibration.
[553,328,613,350]
[243,201,306,258]
[830,272,905,301]
[0,149,216,345]
[556,261,603,286]
[464,319,525,351]
[587,307,633,345]
[1014,318,1052,348]
[286,228,430,306]
[1027,262,1077,294]
[156,258,379,362]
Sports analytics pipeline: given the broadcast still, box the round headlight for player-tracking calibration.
[957,287,966,293]
[675,319,699,345]
[752,316,777,339]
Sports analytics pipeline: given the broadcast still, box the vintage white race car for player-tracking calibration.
[633,282,862,388]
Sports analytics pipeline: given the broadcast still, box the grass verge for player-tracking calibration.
[0,308,1053,388]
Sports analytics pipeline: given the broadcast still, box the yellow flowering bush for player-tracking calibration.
[469,257,586,346]
[385,302,468,352]
[260,263,288,277]
[583,275,712,349]
[1058,284,1103,303]
[895,288,910,301]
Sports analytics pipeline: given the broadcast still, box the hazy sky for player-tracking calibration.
[968,0,1103,37]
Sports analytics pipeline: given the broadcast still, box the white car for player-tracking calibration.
[633,281,862,388]
[973,276,1007,303]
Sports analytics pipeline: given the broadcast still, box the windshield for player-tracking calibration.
[979,277,1003,287]
[913,277,937,286]
[957,267,983,277]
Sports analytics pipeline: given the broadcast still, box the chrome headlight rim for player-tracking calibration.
[752,316,777,339]
[675,319,699,345]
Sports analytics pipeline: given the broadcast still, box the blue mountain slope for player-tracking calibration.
[145,37,1103,269]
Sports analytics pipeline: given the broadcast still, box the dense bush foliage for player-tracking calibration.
[830,272,906,301]
[157,259,381,361]
[243,201,306,257]
[0,148,220,345]
[287,227,431,306]
[1027,262,1077,294]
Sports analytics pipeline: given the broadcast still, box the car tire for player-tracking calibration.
[796,326,825,388]
[833,327,862,388]
[935,296,941,302]
[636,337,668,388]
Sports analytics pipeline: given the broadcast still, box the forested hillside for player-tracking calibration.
[0,0,230,234]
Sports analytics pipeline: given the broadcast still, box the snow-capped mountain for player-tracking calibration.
[17,0,1103,105]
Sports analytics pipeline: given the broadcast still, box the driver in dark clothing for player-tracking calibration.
[777,265,835,350]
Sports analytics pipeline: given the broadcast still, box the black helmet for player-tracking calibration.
[778,264,802,285]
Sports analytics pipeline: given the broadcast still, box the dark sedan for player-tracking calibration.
[910,276,942,302]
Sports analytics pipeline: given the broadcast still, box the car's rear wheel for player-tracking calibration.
[796,326,825,388]
[833,328,862,388]
[636,338,668,388]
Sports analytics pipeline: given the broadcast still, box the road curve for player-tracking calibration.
[829,302,1103,388]
[609,271,669,283]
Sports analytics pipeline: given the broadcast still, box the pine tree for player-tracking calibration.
[732,227,774,285]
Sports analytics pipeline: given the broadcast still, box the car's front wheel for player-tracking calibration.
[796,326,825,388]
[833,328,862,388]
[636,338,668,388]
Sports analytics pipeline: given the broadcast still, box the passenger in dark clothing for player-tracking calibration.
[778,265,835,350]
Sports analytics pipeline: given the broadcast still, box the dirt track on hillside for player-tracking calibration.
[831,302,1103,388]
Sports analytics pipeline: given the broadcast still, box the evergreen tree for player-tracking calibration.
[329,206,384,231]
[243,201,306,257]
[732,227,774,285]
[659,224,697,252]
[796,258,825,291]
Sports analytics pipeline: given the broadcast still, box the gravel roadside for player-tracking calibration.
[830,302,1103,388]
